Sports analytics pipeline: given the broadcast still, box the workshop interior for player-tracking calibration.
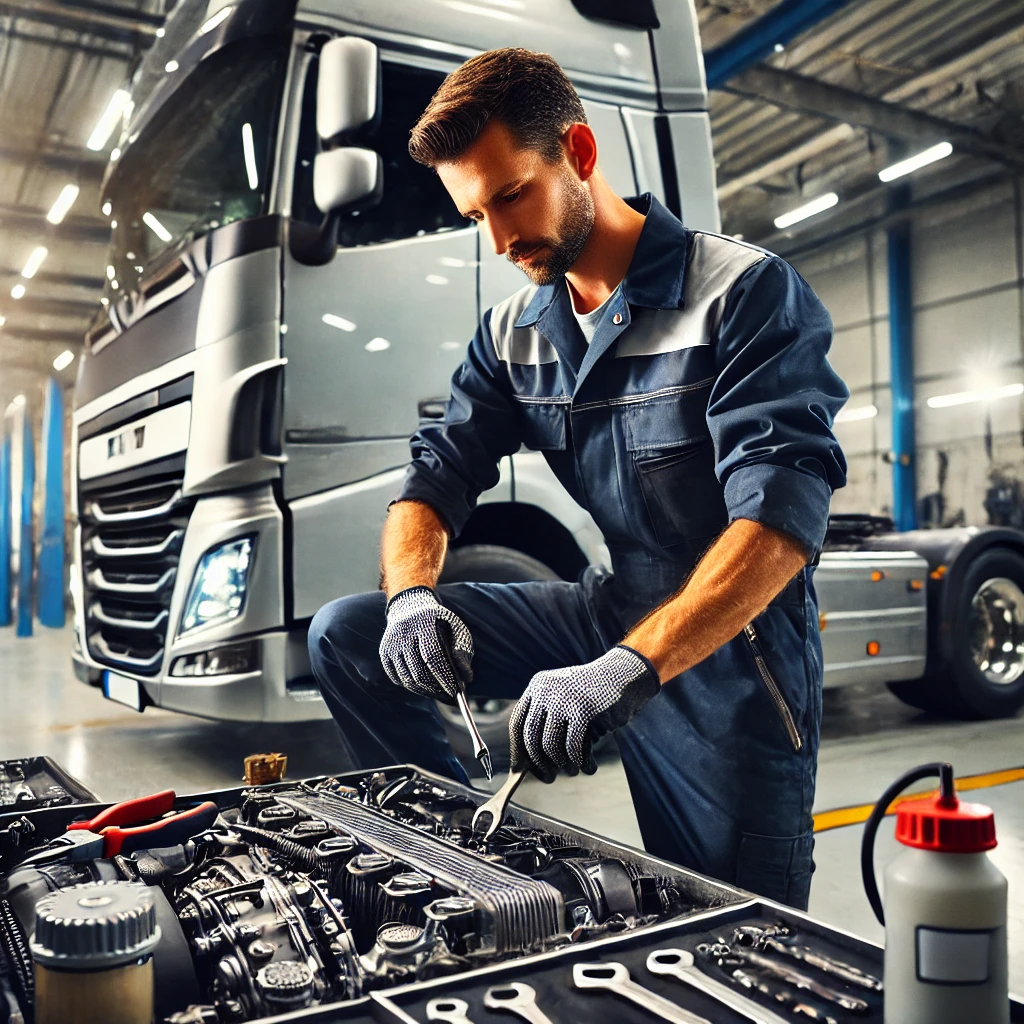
[1,0,1023,1022]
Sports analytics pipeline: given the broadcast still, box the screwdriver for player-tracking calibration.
[437,623,493,779]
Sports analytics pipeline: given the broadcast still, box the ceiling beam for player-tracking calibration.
[724,65,1024,168]
[0,0,161,42]
[0,204,109,244]
[8,270,104,290]
[0,144,108,182]
[2,294,96,316]
[0,24,133,59]
[1,327,86,344]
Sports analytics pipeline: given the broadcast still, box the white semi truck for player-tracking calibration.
[70,0,1024,763]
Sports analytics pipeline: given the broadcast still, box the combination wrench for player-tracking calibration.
[647,949,791,1024]
[426,997,477,1024]
[472,770,527,840]
[483,981,557,1024]
[573,962,712,1024]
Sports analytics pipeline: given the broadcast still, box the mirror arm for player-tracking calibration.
[288,213,341,267]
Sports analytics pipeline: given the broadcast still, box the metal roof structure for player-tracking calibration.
[1,0,1023,410]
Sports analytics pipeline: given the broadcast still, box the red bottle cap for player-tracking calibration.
[895,791,997,853]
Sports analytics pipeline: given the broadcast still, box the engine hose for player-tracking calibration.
[231,823,324,873]
[0,898,33,1010]
[860,761,954,926]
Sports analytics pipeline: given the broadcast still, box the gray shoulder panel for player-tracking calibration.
[487,284,558,366]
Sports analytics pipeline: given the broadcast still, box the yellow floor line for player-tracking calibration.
[813,766,1024,834]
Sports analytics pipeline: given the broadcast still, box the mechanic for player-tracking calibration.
[308,48,848,909]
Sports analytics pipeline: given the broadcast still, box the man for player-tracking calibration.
[309,48,848,908]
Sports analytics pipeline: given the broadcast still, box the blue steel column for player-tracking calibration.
[0,434,11,626]
[38,378,66,627]
[888,188,918,531]
[16,413,35,636]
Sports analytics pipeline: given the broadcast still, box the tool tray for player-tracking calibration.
[0,756,97,816]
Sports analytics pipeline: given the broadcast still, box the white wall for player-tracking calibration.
[791,179,1024,527]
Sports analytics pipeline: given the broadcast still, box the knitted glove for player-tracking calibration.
[509,645,661,783]
[379,586,473,704]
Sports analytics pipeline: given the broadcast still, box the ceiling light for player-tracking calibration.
[241,123,258,190]
[156,26,165,37]
[774,193,839,229]
[106,265,116,280]
[102,201,112,217]
[425,274,449,285]
[143,211,172,242]
[879,142,953,183]
[200,6,232,33]
[165,60,179,73]
[441,341,461,350]
[10,395,26,409]
[11,284,26,300]
[53,350,75,372]
[109,148,121,162]
[835,403,878,423]
[365,337,391,352]
[322,313,356,331]
[21,246,48,279]
[439,257,467,268]
[0,315,6,327]
[441,0,518,19]
[927,382,1023,408]
[774,42,784,53]
[87,89,129,151]
[46,184,80,225]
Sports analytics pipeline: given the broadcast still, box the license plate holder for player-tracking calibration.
[103,671,142,711]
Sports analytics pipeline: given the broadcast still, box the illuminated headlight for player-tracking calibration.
[171,640,259,677]
[180,537,254,634]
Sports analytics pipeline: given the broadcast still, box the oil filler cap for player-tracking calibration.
[31,881,160,969]
[256,960,314,1008]
[895,791,997,853]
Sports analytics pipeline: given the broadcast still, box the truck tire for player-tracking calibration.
[437,544,561,774]
[889,547,1024,719]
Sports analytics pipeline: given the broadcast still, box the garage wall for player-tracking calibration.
[791,178,1024,527]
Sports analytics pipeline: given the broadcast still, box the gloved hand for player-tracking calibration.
[509,645,661,783]
[379,586,473,704]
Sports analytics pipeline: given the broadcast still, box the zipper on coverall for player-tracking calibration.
[743,623,803,752]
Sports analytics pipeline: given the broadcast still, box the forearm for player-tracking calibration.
[624,518,807,682]
[380,500,450,599]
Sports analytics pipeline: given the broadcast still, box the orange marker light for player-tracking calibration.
[871,570,885,582]
[819,613,827,632]
[930,565,947,581]
[908,579,924,592]
[867,641,881,656]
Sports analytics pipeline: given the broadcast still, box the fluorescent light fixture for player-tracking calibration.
[835,403,878,423]
[102,201,112,217]
[442,0,518,20]
[0,315,6,327]
[365,337,391,352]
[111,280,119,291]
[12,395,25,407]
[11,284,26,300]
[425,274,449,285]
[109,147,121,162]
[46,184,80,225]
[156,26,165,37]
[241,123,258,190]
[774,42,785,52]
[21,246,47,279]
[322,313,356,332]
[200,6,232,33]
[774,192,839,229]
[106,265,116,280]
[927,382,1024,408]
[165,60,179,73]
[53,350,75,372]
[879,142,953,183]
[143,211,172,242]
[441,341,461,351]
[439,256,467,268]
[87,88,129,151]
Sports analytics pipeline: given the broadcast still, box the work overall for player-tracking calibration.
[309,194,848,908]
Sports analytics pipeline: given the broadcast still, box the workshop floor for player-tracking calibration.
[3,624,1022,993]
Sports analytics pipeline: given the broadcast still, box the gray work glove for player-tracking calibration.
[379,586,473,704]
[509,645,660,784]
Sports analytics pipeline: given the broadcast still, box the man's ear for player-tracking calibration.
[563,123,598,181]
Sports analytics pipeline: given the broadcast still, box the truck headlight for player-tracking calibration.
[180,537,254,634]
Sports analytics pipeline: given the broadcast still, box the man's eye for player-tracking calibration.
[503,190,521,204]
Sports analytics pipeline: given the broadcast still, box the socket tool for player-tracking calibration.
[647,949,791,1024]
[573,961,712,1024]
[472,769,527,839]
[426,996,476,1024]
[437,623,492,779]
[483,981,557,1024]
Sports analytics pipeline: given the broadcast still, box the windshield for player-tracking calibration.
[100,35,288,307]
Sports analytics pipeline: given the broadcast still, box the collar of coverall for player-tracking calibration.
[513,192,688,329]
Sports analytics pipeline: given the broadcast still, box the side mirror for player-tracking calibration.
[317,36,380,142]
[313,147,382,214]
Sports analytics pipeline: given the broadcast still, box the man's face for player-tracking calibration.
[436,119,594,286]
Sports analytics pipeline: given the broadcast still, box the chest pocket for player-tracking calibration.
[623,382,729,551]
[515,399,569,451]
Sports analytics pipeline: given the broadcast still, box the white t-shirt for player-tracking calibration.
[567,281,621,345]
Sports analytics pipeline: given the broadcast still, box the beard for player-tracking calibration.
[507,171,595,286]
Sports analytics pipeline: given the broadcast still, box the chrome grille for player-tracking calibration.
[80,462,191,676]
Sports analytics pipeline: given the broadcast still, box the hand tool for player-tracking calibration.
[647,949,791,1024]
[438,624,492,779]
[483,981,557,1024]
[427,996,477,1024]
[773,991,839,1023]
[20,790,219,866]
[471,769,527,840]
[573,961,712,1024]
[732,926,882,992]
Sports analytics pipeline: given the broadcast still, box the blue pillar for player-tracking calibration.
[888,187,918,531]
[16,414,35,637]
[38,378,66,628]
[0,434,11,627]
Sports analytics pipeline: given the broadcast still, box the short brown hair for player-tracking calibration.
[408,48,587,166]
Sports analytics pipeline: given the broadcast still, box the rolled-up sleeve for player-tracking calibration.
[708,255,848,560]
[395,309,522,536]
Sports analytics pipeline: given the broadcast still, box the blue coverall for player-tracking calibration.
[309,194,849,908]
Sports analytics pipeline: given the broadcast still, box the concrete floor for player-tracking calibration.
[3,624,1022,993]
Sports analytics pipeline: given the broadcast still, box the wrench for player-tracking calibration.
[483,981,557,1024]
[647,950,791,1024]
[573,962,712,1024]
[426,996,476,1024]
[472,770,527,840]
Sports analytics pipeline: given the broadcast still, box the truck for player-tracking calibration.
[70,0,1024,765]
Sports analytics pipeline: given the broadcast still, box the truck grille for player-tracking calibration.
[80,460,191,676]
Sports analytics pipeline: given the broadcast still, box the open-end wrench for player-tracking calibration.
[573,962,712,1024]
[426,996,476,1024]
[472,769,527,840]
[483,981,557,1024]
[647,950,791,1024]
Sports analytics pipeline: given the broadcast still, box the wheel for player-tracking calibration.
[437,544,561,774]
[889,548,1024,719]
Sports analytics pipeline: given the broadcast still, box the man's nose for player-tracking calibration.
[483,213,513,256]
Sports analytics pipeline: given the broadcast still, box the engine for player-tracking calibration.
[0,769,706,1023]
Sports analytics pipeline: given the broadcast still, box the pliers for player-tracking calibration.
[19,790,219,867]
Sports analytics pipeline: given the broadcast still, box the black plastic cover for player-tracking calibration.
[570,0,660,29]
